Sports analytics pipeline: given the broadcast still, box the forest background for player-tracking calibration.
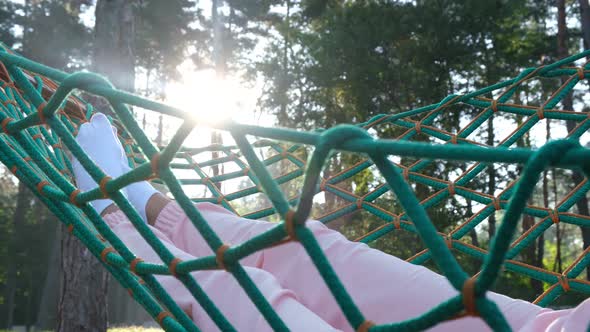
[0,0,589,330]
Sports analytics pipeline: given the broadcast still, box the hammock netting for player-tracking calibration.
[1,43,590,332]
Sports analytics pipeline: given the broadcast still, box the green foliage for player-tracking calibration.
[249,0,589,308]
[136,0,204,81]
[19,1,91,69]
[0,2,19,49]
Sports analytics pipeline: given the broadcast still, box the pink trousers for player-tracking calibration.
[104,202,590,331]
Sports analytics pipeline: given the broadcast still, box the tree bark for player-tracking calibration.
[579,0,590,49]
[559,0,590,280]
[58,1,137,331]
[93,0,136,92]
[36,223,61,331]
[487,119,496,239]
[467,199,479,247]
[211,0,224,189]
[1,181,30,329]
[57,229,109,332]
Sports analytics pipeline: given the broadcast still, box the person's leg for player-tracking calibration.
[519,298,590,332]
[102,208,340,332]
[152,200,548,331]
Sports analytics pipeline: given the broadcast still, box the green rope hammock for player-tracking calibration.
[0,42,589,331]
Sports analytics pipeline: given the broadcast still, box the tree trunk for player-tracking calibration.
[487,118,496,239]
[467,199,479,247]
[57,1,137,331]
[579,0,590,49]
[93,1,136,92]
[1,181,30,329]
[36,224,61,331]
[559,0,590,280]
[279,0,291,119]
[211,0,224,189]
[57,229,109,332]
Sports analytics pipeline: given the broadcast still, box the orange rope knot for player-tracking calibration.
[36,180,50,194]
[2,99,16,107]
[536,107,545,120]
[558,275,570,292]
[242,167,250,176]
[67,224,74,234]
[1,117,13,134]
[448,182,456,196]
[127,288,133,298]
[462,277,478,316]
[156,311,173,326]
[37,102,48,124]
[32,133,43,140]
[284,209,299,241]
[99,176,112,198]
[549,210,560,224]
[51,143,61,149]
[492,197,501,210]
[392,215,401,230]
[169,257,182,277]
[356,320,375,332]
[69,189,81,206]
[578,67,585,80]
[24,157,32,162]
[100,247,116,263]
[450,135,458,144]
[356,199,364,209]
[491,99,498,113]
[403,168,410,182]
[415,121,422,134]
[0,81,16,90]
[216,244,231,271]
[150,152,161,178]
[281,150,288,158]
[445,235,453,249]
[10,165,17,174]
[130,257,143,274]
[320,178,327,191]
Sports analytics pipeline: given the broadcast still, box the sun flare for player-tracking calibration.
[165,67,250,125]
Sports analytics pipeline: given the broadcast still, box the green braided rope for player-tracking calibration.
[0,42,589,332]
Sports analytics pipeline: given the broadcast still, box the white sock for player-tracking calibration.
[71,113,158,221]
[72,113,128,214]
[126,176,160,223]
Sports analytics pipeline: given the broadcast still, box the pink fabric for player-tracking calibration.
[104,210,337,332]
[105,202,590,331]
